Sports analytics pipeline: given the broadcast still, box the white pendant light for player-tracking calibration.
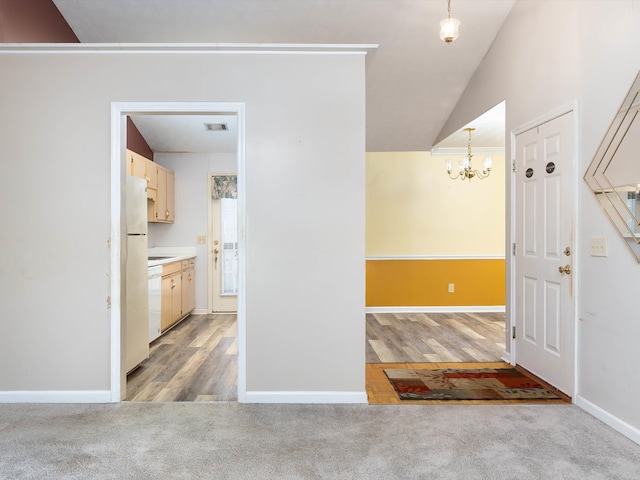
[440,0,460,44]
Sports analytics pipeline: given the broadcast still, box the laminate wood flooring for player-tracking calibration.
[127,311,506,403]
[366,312,506,364]
[126,314,237,402]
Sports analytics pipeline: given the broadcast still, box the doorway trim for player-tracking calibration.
[507,100,580,400]
[110,101,247,402]
[207,172,239,314]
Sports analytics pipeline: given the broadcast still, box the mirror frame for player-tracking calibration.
[584,71,640,261]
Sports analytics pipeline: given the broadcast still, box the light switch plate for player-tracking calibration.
[197,235,206,245]
[590,237,607,257]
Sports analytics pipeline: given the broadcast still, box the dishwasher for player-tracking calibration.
[148,265,163,342]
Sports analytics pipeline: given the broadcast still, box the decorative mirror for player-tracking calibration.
[585,71,640,261]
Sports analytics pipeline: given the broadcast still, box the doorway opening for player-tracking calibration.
[110,102,246,403]
[367,103,577,403]
[209,176,239,314]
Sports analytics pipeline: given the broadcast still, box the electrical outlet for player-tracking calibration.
[590,237,607,257]
[448,283,455,293]
[197,235,207,245]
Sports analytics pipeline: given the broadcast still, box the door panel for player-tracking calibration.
[210,197,238,313]
[515,112,573,395]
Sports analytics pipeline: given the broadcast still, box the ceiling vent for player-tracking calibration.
[204,122,228,131]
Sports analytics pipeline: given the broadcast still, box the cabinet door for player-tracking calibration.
[181,266,195,315]
[156,167,167,222]
[146,159,158,190]
[161,274,174,331]
[172,273,182,321]
[166,170,175,223]
[128,151,147,180]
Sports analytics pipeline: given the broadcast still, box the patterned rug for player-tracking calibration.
[384,367,561,401]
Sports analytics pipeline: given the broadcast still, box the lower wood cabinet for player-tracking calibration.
[181,263,195,315]
[160,258,195,332]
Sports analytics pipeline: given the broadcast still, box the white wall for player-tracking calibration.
[439,0,640,436]
[0,48,366,400]
[149,152,237,312]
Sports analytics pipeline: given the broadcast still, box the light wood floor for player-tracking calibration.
[127,311,511,403]
[126,314,237,402]
[366,312,506,363]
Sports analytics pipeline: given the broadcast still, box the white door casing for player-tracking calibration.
[514,111,574,395]
[111,102,246,402]
[209,182,239,313]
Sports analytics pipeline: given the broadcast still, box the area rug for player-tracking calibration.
[383,367,561,401]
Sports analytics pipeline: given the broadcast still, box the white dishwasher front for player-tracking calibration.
[148,265,163,342]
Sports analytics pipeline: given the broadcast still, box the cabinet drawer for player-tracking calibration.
[181,258,195,270]
[162,261,182,276]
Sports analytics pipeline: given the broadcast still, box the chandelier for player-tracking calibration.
[446,128,492,181]
[440,0,460,44]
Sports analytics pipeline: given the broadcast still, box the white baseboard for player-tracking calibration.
[366,306,506,314]
[192,309,208,314]
[0,390,111,403]
[501,352,512,364]
[244,391,368,404]
[576,395,640,446]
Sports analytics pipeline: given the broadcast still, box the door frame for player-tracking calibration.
[507,100,580,399]
[207,172,239,313]
[109,101,247,402]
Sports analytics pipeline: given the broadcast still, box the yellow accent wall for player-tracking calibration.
[366,151,506,307]
[366,259,505,307]
[366,151,505,256]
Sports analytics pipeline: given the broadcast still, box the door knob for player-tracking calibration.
[558,264,571,275]
[214,248,219,254]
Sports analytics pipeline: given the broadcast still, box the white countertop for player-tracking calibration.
[147,247,197,267]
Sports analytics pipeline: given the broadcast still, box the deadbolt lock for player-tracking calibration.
[564,246,571,256]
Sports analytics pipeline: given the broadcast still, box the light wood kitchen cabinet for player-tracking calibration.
[153,165,175,224]
[181,259,195,316]
[161,262,182,332]
[128,150,146,179]
[125,149,175,224]
[160,258,195,332]
[126,149,157,191]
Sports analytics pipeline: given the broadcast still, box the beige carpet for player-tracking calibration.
[1,403,639,479]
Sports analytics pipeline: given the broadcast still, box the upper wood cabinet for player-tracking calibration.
[126,149,156,190]
[126,149,175,224]
[154,166,175,223]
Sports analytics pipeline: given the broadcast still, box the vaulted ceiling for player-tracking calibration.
[52,0,514,151]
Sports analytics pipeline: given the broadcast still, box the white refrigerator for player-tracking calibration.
[125,176,150,373]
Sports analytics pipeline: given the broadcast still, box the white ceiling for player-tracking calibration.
[53,0,514,153]
[130,114,238,153]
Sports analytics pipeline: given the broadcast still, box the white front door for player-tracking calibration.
[211,196,238,312]
[515,111,574,395]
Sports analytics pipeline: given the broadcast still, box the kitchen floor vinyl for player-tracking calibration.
[126,313,237,402]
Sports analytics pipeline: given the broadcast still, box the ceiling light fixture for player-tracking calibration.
[440,0,460,44]
[445,128,492,181]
